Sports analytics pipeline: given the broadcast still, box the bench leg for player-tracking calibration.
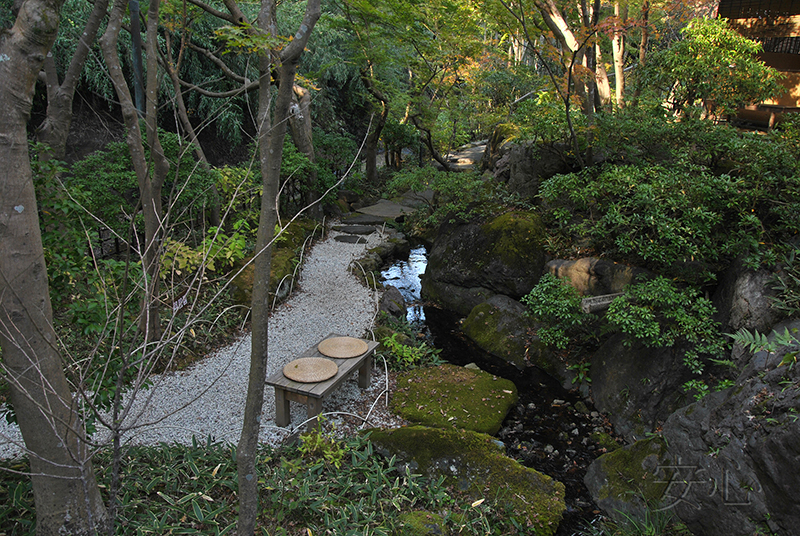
[275,388,290,427]
[358,356,372,388]
[306,397,324,431]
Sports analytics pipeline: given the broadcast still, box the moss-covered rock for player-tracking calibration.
[421,210,547,315]
[391,364,518,435]
[461,295,536,369]
[370,426,565,535]
[395,511,447,535]
[583,436,671,523]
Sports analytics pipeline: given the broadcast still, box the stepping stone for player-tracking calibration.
[342,214,387,225]
[357,199,415,219]
[334,235,367,244]
[332,225,376,235]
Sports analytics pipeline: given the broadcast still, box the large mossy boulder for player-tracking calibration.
[369,426,566,535]
[587,320,800,536]
[461,295,536,369]
[655,319,800,536]
[391,364,518,435]
[583,436,671,523]
[421,210,547,315]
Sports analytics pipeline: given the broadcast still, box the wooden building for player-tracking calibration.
[718,0,800,126]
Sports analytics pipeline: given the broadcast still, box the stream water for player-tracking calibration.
[381,247,616,535]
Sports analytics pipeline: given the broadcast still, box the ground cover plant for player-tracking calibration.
[0,433,545,535]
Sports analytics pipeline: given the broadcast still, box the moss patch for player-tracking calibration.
[461,298,534,369]
[391,364,518,435]
[395,511,446,535]
[595,436,670,502]
[370,426,565,535]
[481,211,546,272]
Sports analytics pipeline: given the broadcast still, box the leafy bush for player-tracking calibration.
[386,166,504,232]
[68,129,217,237]
[770,247,800,319]
[634,17,785,117]
[522,275,726,378]
[539,162,789,282]
[521,273,593,349]
[512,90,587,146]
[606,277,727,375]
[379,333,444,371]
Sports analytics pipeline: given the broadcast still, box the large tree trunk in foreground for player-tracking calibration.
[0,0,109,534]
[236,1,321,534]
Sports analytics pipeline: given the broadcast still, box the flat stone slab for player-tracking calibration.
[342,214,387,225]
[332,225,376,235]
[357,199,415,219]
[334,235,367,244]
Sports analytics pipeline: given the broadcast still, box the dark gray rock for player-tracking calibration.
[421,211,547,315]
[379,285,407,319]
[587,320,800,536]
[713,260,780,333]
[341,213,386,225]
[584,437,672,523]
[491,141,571,199]
[331,224,377,235]
[334,235,367,244]
[590,335,694,441]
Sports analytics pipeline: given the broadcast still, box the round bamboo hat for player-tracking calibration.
[283,357,338,383]
[317,336,368,359]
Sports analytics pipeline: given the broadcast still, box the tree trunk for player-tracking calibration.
[35,0,110,160]
[408,115,449,171]
[612,1,627,108]
[101,0,169,342]
[288,84,322,218]
[595,47,611,107]
[0,0,109,533]
[631,0,649,106]
[236,2,320,535]
[163,33,222,227]
[360,66,389,184]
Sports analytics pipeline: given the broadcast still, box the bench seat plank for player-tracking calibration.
[266,333,378,429]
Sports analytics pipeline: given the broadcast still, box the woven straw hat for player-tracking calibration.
[317,336,368,359]
[283,357,338,383]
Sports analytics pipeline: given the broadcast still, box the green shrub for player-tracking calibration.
[379,333,444,371]
[522,275,726,379]
[770,246,800,319]
[539,162,785,282]
[67,129,217,237]
[606,277,727,375]
[521,273,592,349]
[386,166,503,232]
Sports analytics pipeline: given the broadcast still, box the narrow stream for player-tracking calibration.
[381,247,615,535]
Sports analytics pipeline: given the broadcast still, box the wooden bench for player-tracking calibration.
[265,334,379,431]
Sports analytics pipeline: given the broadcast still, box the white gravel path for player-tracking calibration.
[0,225,406,459]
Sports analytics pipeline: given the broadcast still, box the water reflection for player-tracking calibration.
[380,245,427,323]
